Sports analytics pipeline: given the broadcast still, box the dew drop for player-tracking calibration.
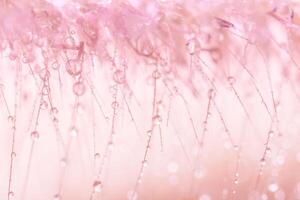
[11,152,16,157]
[186,39,196,55]
[127,190,138,200]
[260,158,266,166]
[66,59,82,76]
[94,153,100,159]
[111,101,119,109]
[227,76,236,85]
[234,179,239,184]
[51,107,59,115]
[69,126,78,137]
[207,88,216,99]
[152,115,162,125]
[108,141,114,151]
[142,160,148,167]
[152,70,161,79]
[40,100,48,110]
[268,183,279,192]
[8,191,14,199]
[53,194,61,200]
[198,194,211,200]
[51,61,60,70]
[167,162,178,173]
[73,81,86,96]
[31,130,40,141]
[60,158,67,167]
[113,70,126,84]
[93,180,102,193]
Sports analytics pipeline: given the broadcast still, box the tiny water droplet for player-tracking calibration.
[8,191,14,199]
[53,194,61,200]
[152,70,161,79]
[207,88,216,99]
[69,126,78,137]
[260,158,266,166]
[93,180,102,193]
[60,158,67,167]
[31,130,40,141]
[227,76,236,85]
[73,82,86,96]
[111,101,119,109]
[152,115,162,125]
[40,100,48,110]
[113,70,126,84]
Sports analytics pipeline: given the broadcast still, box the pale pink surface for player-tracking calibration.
[0,0,300,200]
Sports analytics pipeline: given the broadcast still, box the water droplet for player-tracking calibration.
[93,180,102,192]
[142,160,148,167]
[207,88,216,99]
[94,153,100,159]
[227,76,236,85]
[53,194,61,200]
[260,158,266,166]
[152,70,161,79]
[11,152,16,157]
[69,126,78,137]
[60,158,67,167]
[113,70,126,84]
[167,162,178,173]
[198,194,211,200]
[31,130,40,141]
[186,39,196,55]
[40,100,48,110]
[8,115,15,123]
[152,115,162,125]
[51,107,59,115]
[234,179,239,184]
[111,101,119,109]
[127,190,138,200]
[51,61,60,70]
[269,130,274,137]
[73,82,86,96]
[8,191,14,199]
[108,141,114,151]
[268,183,279,192]
[66,59,82,76]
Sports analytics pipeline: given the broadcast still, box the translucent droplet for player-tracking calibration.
[8,191,14,199]
[69,126,78,137]
[11,152,16,157]
[94,153,100,159]
[51,61,60,70]
[108,141,114,151]
[260,158,266,166]
[51,107,59,115]
[186,39,196,55]
[127,190,138,200]
[268,183,279,192]
[113,70,126,84]
[53,194,61,200]
[167,162,178,173]
[60,158,67,167]
[152,115,162,125]
[152,70,161,79]
[227,76,236,85]
[40,100,48,110]
[31,130,40,141]
[269,130,274,137]
[73,82,85,96]
[142,160,148,167]
[207,88,216,99]
[93,180,102,193]
[111,101,119,109]
[66,59,82,76]
[234,179,239,184]
[198,194,211,200]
